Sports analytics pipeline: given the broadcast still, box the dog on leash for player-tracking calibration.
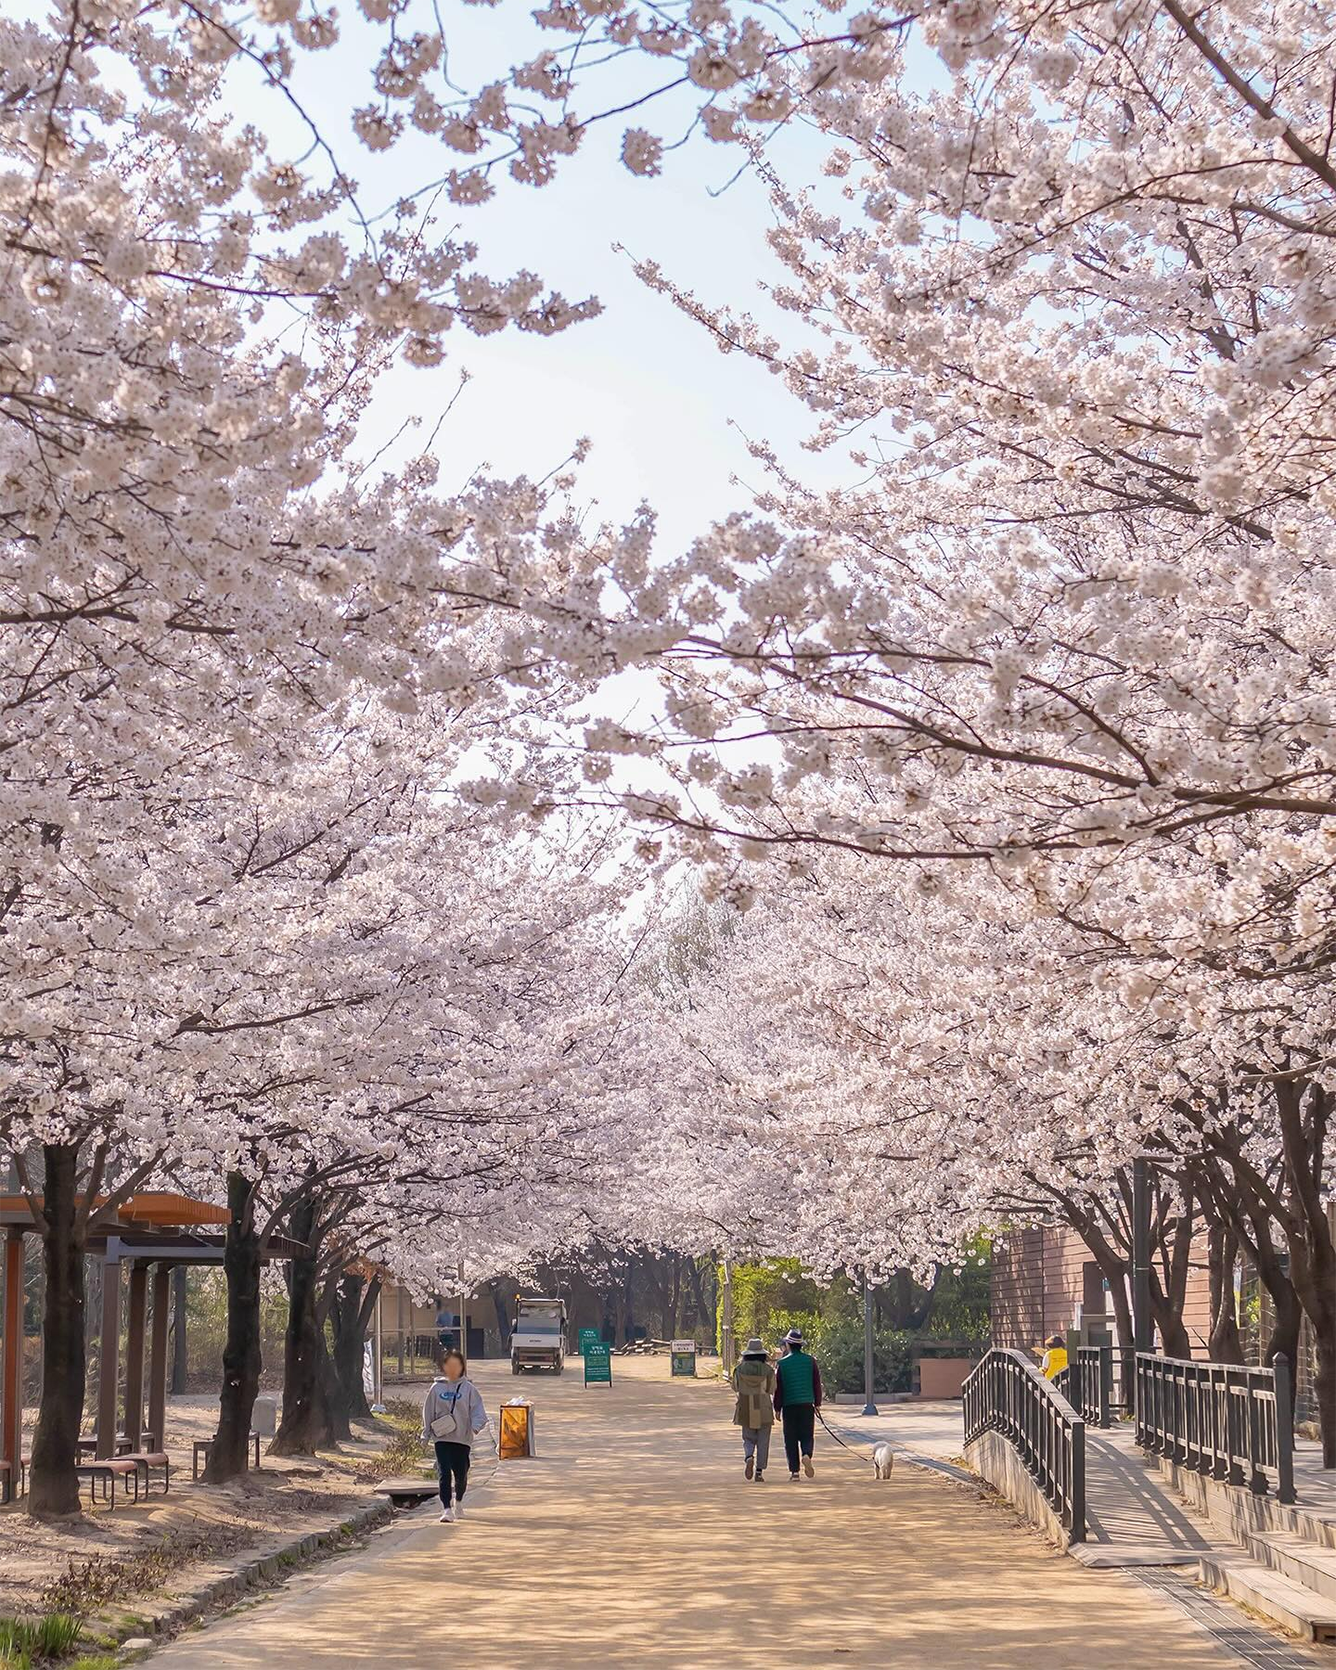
[872,1443,895,1480]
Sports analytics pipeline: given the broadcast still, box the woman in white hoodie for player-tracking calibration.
[421,1349,488,1523]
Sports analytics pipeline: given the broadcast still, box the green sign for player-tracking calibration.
[584,1342,612,1386]
[671,1339,697,1377]
[578,1327,601,1355]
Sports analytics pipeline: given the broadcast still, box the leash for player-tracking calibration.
[815,1409,881,1470]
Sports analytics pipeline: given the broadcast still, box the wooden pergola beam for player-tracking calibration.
[124,1262,148,1447]
[96,1240,122,1459]
[2,1231,22,1485]
[147,1263,171,1450]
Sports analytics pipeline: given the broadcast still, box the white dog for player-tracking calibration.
[872,1443,895,1480]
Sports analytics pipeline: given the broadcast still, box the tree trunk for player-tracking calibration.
[684,1259,707,1333]
[1207,1219,1244,1365]
[1275,1080,1336,1465]
[205,1171,263,1483]
[668,1253,682,1340]
[270,1199,338,1456]
[29,1143,86,1519]
[330,1274,375,1427]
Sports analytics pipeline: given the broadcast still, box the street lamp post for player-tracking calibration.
[862,1271,878,1417]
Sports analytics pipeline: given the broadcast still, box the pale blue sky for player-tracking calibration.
[288,3,862,552]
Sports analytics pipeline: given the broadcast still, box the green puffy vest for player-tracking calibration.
[777,1349,815,1405]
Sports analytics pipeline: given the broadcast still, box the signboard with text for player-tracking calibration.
[583,1342,613,1387]
[670,1340,697,1378]
[578,1327,601,1355]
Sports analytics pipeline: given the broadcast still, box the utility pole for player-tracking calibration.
[862,1271,878,1417]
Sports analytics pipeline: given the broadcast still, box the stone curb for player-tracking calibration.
[112,1496,396,1654]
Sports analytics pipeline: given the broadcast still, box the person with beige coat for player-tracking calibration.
[732,1339,776,1481]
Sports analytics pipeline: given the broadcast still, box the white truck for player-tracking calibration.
[510,1295,567,1374]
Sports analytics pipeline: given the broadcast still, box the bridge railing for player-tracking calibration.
[964,1348,1086,1542]
[1134,1351,1294,1504]
[1054,1346,1112,1430]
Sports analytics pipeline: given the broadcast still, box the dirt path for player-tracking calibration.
[147,1358,1232,1668]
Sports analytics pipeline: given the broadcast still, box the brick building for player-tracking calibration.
[990,1224,1213,1356]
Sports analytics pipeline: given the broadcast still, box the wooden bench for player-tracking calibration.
[75,1459,141,1509]
[193,1431,261,1480]
[76,1435,138,1459]
[121,1450,171,1496]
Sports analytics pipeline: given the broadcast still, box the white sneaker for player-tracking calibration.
[438,1508,454,1523]
[453,1501,464,1520]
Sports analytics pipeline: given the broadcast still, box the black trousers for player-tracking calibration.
[435,1440,471,1506]
[781,1404,815,1473]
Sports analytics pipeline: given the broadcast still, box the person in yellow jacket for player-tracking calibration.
[732,1339,776,1481]
[1040,1335,1068,1379]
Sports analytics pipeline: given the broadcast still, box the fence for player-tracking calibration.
[1134,1351,1295,1504]
[1054,1345,1111,1429]
[964,1348,1086,1542]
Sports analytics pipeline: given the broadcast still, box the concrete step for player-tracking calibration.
[1198,1550,1336,1644]
[1247,1530,1336,1605]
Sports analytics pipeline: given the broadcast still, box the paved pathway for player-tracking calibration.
[148,1360,1240,1668]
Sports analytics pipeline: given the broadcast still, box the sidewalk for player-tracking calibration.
[826,1399,1224,1564]
[144,1361,1238,1668]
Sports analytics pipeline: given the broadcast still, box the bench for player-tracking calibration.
[76,1434,139,1459]
[121,1450,171,1496]
[193,1431,261,1480]
[75,1459,141,1509]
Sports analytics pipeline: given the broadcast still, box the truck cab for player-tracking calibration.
[510,1296,567,1374]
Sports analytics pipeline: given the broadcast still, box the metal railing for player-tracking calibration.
[964,1348,1086,1542]
[1054,1346,1112,1429]
[1134,1351,1294,1504]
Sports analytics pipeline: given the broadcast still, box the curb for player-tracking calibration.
[112,1496,396,1653]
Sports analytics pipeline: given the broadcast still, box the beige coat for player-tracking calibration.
[732,1357,776,1429]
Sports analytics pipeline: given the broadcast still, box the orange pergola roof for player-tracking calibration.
[0,1190,227,1228]
[120,1192,228,1228]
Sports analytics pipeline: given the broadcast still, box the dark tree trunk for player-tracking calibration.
[1207,1219,1244,1365]
[206,1171,263,1483]
[330,1273,378,1427]
[668,1252,682,1340]
[488,1280,511,1344]
[683,1259,707,1333]
[319,1318,352,1442]
[29,1144,85,1519]
[1147,1175,1197,1359]
[270,1199,338,1456]
[1275,1080,1336,1466]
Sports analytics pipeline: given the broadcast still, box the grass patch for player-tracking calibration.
[0,1611,85,1665]
[69,1658,118,1670]
[346,1400,431,1485]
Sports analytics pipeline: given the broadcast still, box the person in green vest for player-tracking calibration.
[773,1326,824,1479]
[732,1339,776,1480]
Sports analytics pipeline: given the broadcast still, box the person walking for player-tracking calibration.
[421,1348,488,1523]
[732,1338,776,1481]
[1040,1335,1068,1380]
[774,1326,822,1480]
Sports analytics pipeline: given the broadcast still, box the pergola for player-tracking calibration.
[0,1193,302,1470]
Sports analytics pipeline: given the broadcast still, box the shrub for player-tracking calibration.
[802,1319,913,1395]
